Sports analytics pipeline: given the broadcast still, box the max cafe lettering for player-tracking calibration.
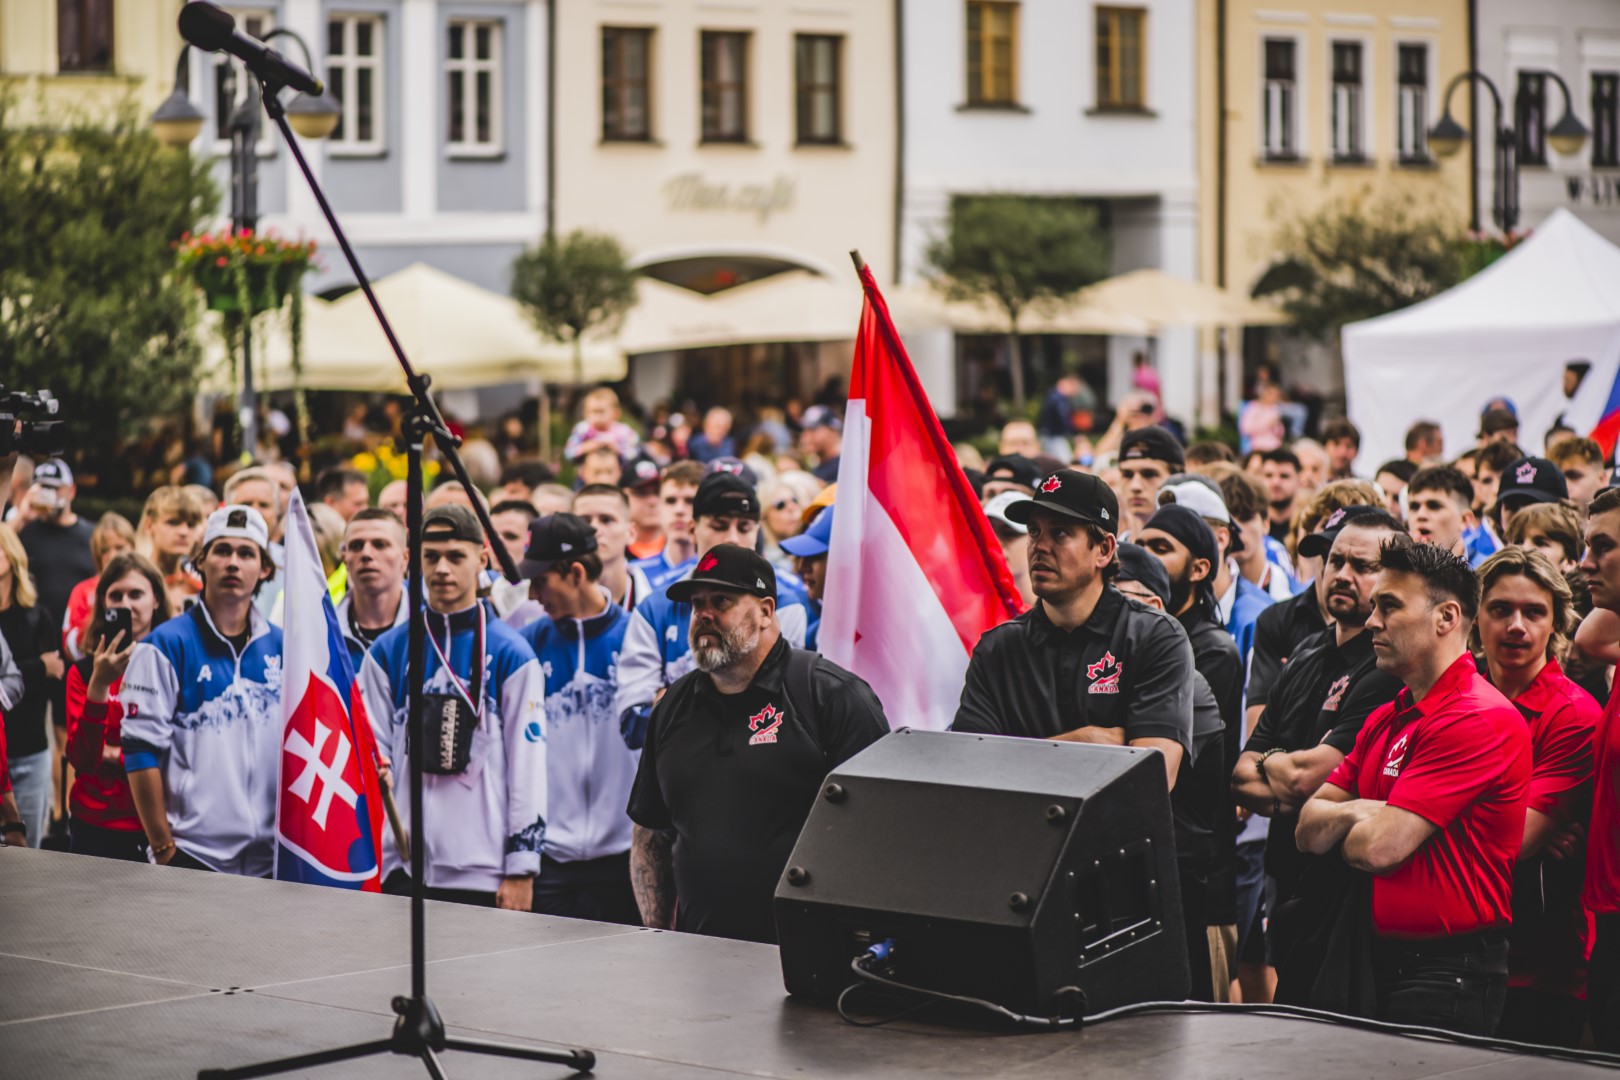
[1566,173,1620,208]
[663,172,797,223]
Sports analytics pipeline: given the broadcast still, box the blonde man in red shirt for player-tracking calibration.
[1298,538,1530,1035]
[1474,548,1598,1046]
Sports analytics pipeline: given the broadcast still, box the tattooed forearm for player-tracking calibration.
[630,825,677,930]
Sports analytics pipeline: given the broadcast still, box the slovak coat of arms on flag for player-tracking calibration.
[275,489,385,889]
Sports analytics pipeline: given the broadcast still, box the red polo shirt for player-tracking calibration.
[1326,652,1531,939]
[1587,667,1620,915]
[1497,659,1597,997]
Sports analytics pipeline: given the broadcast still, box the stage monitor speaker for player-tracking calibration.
[775,729,1188,1019]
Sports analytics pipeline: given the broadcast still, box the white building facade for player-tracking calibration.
[899,0,1201,421]
[197,0,547,296]
[1475,0,1620,246]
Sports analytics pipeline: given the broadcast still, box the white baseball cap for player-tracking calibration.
[1158,479,1231,524]
[201,504,270,553]
[32,459,73,488]
[983,491,1032,536]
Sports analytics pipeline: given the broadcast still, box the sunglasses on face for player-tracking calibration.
[772,499,798,511]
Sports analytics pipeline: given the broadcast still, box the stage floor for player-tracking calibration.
[0,848,1611,1079]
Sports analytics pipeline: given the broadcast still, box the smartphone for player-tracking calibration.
[103,607,132,642]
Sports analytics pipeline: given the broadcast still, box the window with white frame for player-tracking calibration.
[448,19,502,154]
[327,13,385,153]
[1330,41,1365,161]
[1396,43,1429,162]
[1262,37,1297,159]
[214,10,273,146]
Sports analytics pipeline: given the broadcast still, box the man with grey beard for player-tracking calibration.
[626,544,889,943]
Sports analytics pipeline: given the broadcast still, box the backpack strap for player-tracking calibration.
[780,647,826,766]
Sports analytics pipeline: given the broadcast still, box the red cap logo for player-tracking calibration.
[1040,475,1062,494]
[698,553,720,572]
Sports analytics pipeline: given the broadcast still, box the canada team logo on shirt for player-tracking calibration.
[1087,652,1122,694]
[1321,675,1350,712]
[1041,475,1062,494]
[1516,461,1537,484]
[747,704,784,745]
[1382,732,1412,778]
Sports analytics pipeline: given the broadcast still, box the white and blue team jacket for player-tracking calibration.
[519,589,635,864]
[613,559,809,749]
[356,604,548,893]
[121,604,285,876]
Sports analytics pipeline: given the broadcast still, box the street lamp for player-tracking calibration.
[151,33,339,461]
[1428,68,1589,235]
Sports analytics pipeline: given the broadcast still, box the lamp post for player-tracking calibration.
[151,34,340,463]
[1428,68,1589,235]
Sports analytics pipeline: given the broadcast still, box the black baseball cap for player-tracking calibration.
[1119,425,1186,471]
[693,471,760,521]
[1115,542,1172,607]
[666,543,777,602]
[1297,504,1383,559]
[1495,456,1568,514]
[984,455,1042,491]
[624,453,662,493]
[1141,504,1219,569]
[520,512,599,578]
[1004,469,1119,534]
[422,504,484,545]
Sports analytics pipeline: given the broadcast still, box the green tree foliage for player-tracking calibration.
[510,229,639,386]
[924,195,1111,407]
[0,97,218,467]
[1256,192,1469,343]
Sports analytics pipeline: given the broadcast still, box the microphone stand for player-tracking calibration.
[199,72,594,1080]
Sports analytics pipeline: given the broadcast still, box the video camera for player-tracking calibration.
[0,385,65,457]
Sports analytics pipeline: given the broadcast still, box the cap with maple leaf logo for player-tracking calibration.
[1004,469,1119,534]
[666,543,778,602]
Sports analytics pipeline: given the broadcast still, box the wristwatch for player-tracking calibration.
[1256,747,1283,781]
[1,821,26,843]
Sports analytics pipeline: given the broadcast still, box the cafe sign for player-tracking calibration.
[664,172,796,223]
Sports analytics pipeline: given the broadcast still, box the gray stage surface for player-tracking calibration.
[0,848,1611,1079]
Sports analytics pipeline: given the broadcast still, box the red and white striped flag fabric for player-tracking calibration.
[820,262,1023,730]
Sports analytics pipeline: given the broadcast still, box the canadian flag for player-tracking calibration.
[820,261,1023,730]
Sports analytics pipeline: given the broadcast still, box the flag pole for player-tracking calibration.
[378,769,410,862]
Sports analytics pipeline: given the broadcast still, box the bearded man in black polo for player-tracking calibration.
[626,544,888,943]
[953,469,1195,793]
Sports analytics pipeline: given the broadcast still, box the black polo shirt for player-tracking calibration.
[626,637,888,944]
[952,585,1194,761]
[1244,624,1402,893]
[1245,587,1327,709]
[1181,606,1243,762]
[1174,672,1228,868]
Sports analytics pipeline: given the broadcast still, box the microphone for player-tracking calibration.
[178,1,323,97]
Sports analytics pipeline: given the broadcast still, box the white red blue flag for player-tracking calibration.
[820,261,1023,730]
[275,488,384,889]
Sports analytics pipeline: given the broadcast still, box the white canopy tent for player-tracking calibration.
[204,263,626,393]
[1342,209,1620,470]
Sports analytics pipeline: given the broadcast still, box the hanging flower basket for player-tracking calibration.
[177,229,317,314]
[176,228,320,449]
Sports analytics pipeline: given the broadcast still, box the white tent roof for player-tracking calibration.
[206,263,626,393]
[1343,209,1620,468]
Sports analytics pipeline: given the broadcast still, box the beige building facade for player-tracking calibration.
[1197,0,1474,405]
[552,0,897,410]
[1,0,182,119]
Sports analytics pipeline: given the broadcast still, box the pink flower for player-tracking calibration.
[216,256,228,267]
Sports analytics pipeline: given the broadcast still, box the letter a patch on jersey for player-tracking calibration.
[747,704,784,746]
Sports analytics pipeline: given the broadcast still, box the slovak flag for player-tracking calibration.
[275,488,384,890]
[820,260,1023,730]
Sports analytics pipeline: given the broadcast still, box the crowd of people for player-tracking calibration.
[2,378,1619,1051]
